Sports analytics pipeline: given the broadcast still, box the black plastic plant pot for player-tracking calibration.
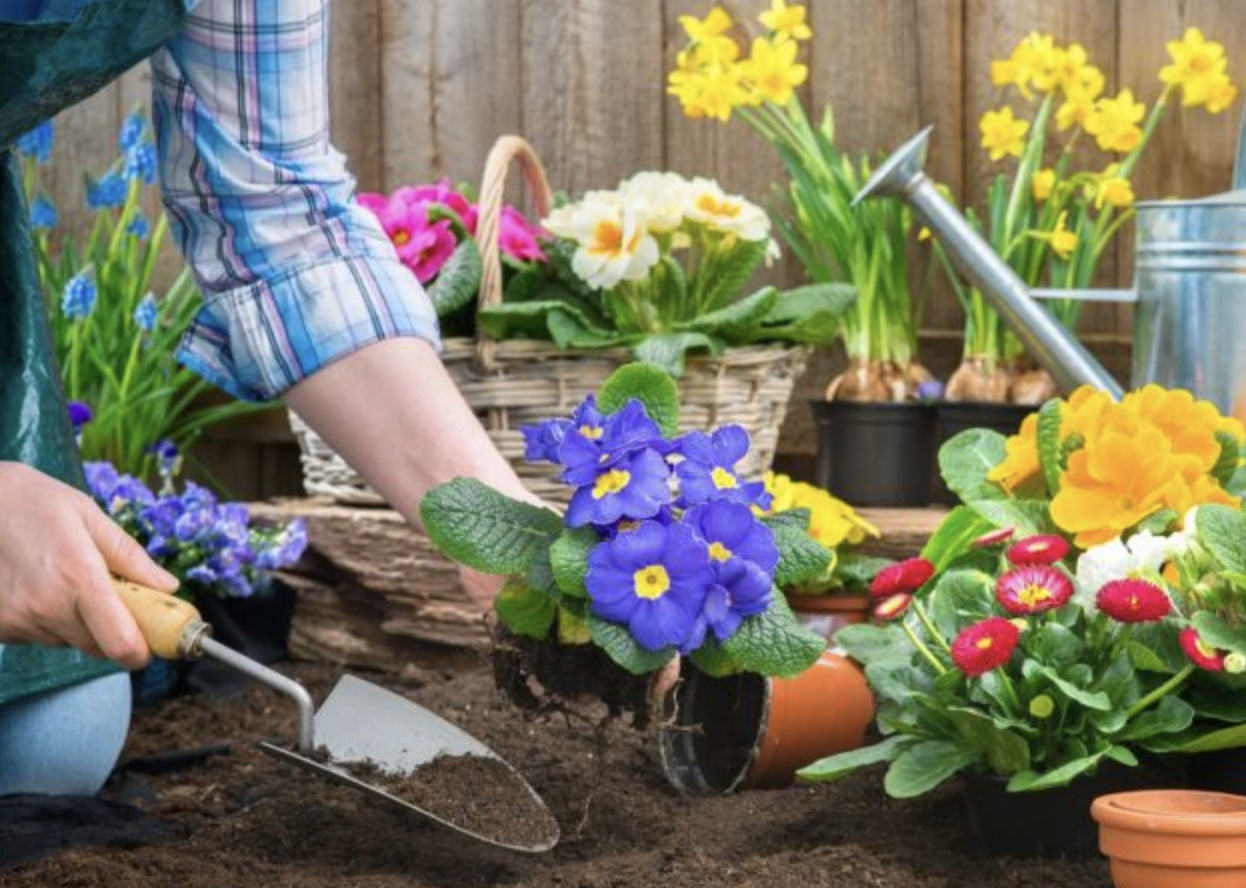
[810,400,935,508]
[931,401,1034,505]
[1187,749,1246,796]
[963,762,1180,858]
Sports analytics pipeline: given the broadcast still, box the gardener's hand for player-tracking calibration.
[0,462,179,668]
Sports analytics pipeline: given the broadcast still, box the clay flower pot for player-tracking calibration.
[787,593,871,646]
[1093,790,1246,888]
[658,650,874,794]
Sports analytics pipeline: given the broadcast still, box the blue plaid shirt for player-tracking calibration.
[153,0,439,401]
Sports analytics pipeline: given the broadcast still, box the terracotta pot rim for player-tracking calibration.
[1094,790,1246,836]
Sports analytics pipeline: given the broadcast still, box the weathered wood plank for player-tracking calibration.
[330,0,384,191]
[521,0,665,193]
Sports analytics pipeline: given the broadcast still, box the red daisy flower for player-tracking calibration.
[1006,534,1070,566]
[870,557,935,600]
[1096,579,1172,624]
[972,527,1016,548]
[995,565,1074,615]
[951,617,1021,677]
[872,592,912,622]
[1180,628,1227,672]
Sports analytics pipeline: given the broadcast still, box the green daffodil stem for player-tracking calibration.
[1125,664,1195,721]
[911,599,952,655]
[901,621,947,675]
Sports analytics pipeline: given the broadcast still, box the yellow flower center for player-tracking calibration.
[392,229,411,246]
[695,194,742,219]
[1196,637,1219,658]
[590,220,624,255]
[711,467,738,490]
[1018,584,1052,607]
[976,637,994,651]
[592,469,631,500]
[616,519,640,534]
[708,541,733,562]
[633,565,671,600]
[579,424,604,440]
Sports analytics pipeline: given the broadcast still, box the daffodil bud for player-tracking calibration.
[1226,653,1246,675]
[1029,694,1055,719]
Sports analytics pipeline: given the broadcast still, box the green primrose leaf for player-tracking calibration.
[1196,505,1246,575]
[1143,722,1246,754]
[689,640,742,678]
[675,286,777,339]
[597,363,680,437]
[967,499,1051,537]
[494,580,558,640]
[632,331,722,377]
[1035,398,1063,495]
[1037,664,1111,711]
[1136,509,1179,535]
[558,607,592,644]
[1007,748,1123,792]
[588,615,675,675]
[761,508,811,532]
[1193,611,1246,657]
[798,735,911,783]
[1213,430,1243,488]
[945,707,1031,774]
[746,283,857,346]
[921,507,994,573]
[721,591,824,678]
[837,623,912,667]
[771,523,835,588]
[884,740,979,798]
[697,237,769,314]
[426,238,482,318]
[939,429,1008,502]
[1116,696,1195,743]
[420,478,563,575]
[549,527,599,600]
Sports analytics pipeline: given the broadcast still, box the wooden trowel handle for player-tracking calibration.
[112,578,209,660]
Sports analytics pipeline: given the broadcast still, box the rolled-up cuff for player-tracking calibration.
[177,254,441,402]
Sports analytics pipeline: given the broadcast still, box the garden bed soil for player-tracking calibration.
[10,662,1112,887]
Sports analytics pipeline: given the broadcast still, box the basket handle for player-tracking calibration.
[474,135,554,370]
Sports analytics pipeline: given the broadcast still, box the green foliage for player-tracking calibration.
[1197,506,1246,576]
[938,430,1008,503]
[1036,399,1063,495]
[721,593,825,678]
[885,741,980,798]
[549,527,598,600]
[921,507,994,573]
[798,735,912,783]
[589,615,675,675]
[769,523,835,589]
[420,479,563,575]
[427,239,482,317]
[597,362,681,437]
[494,580,558,640]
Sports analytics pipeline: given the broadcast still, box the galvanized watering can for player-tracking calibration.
[857,121,1246,416]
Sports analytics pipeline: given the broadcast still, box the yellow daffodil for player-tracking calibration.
[741,35,808,106]
[1051,44,1091,92]
[918,226,932,241]
[668,45,751,122]
[1160,28,1237,112]
[1048,211,1078,259]
[1031,168,1056,202]
[991,32,1058,99]
[1085,90,1146,154]
[759,0,812,43]
[980,106,1030,161]
[1024,33,1062,93]
[1056,66,1106,131]
[679,6,733,44]
[1093,165,1135,209]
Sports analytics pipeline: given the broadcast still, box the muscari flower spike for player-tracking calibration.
[16,121,53,164]
[62,270,97,319]
[676,425,769,508]
[87,172,127,210]
[134,294,159,332]
[124,143,157,184]
[585,520,716,653]
[30,195,57,231]
[995,564,1073,616]
[128,214,149,239]
[67,401,93,435]
[118,110,146,152]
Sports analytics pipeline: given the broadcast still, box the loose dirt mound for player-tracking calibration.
[8,663,1109,887]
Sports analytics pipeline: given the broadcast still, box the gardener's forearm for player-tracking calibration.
[284,338,539,522]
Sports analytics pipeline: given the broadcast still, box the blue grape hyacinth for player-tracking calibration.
[30,195,57,230]
[134,294,159,331]
[62,271,97,319]
[87,172,127,210]
[16,121,53,164]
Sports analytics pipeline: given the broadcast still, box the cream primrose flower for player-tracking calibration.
[545,193,660,291]
[619,171,693,235]
[1072,529,1188,611]
[684,177,771,241]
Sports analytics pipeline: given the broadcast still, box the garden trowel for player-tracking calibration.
[114,578,560,853]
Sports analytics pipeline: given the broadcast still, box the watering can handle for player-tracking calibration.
[112,577,210,660]
[1235,111,1246,190]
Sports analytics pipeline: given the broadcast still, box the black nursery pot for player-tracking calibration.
[1188,749,1246,796]
[963,762,1181,858]
[930,401,1033,505]
[810,400,935,508]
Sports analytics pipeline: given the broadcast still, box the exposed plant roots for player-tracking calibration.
[825,358,932,402]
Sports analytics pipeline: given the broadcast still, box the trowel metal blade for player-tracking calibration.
[258,674,559,852]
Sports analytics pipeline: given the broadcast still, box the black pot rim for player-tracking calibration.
[809,399,934,416]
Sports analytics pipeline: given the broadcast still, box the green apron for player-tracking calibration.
[0,0,189,706]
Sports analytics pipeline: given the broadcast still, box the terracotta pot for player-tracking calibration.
[787,593,871,646]
[1093,790,1246,888]
[658,651,874,794]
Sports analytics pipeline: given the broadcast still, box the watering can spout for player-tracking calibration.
[858,128,1125,401]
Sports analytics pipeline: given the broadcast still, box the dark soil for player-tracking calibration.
[330,753,559,849]
[7,662,1113,887]
[493,627,654,727]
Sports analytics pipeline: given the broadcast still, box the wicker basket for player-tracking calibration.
[292,136,809,506]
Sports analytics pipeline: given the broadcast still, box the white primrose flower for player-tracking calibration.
[619,171,692,234]
[1072,529,1187,611]
[545,193,660,291]
[683,177,771,241]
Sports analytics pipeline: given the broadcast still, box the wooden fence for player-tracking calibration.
[44,0,1246,497]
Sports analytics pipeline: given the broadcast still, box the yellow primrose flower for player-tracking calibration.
[1120,385,1245,477]
[741,36,808,105]
[1085,90,1146,154]
[1160,28,1235,111]
[987,413,1042,493]
[1032,168,1056,202]
[1094,171,1134,209]
[760,472,878,549]
[980,106,1029,161]
[759,0,812,42]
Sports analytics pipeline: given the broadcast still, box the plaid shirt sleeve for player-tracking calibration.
[151,0,439,402]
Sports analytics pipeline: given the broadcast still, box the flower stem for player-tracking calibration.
[911,599,952,655]
[1125,664,1195,720]
[901,621,947,675]
[998,671,1024,716]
